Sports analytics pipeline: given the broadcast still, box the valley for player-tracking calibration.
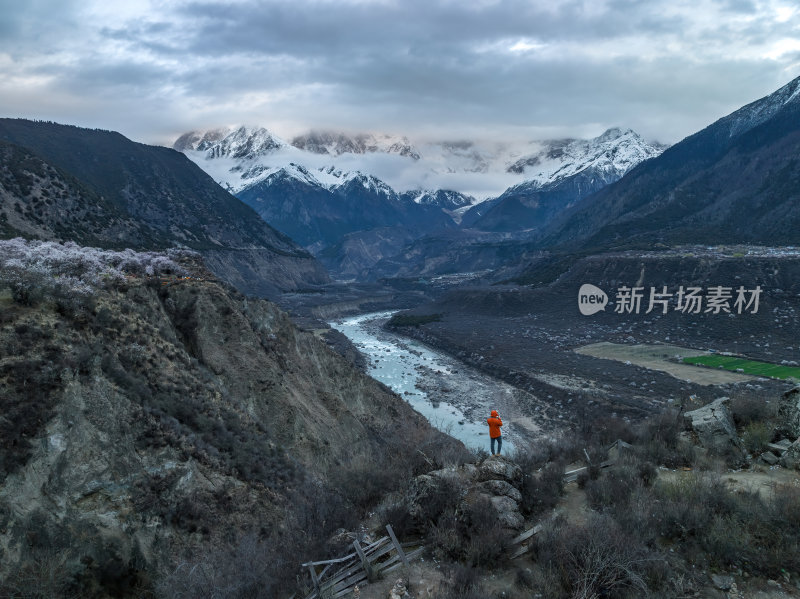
[2,70,800,598]
[329,311,562,453]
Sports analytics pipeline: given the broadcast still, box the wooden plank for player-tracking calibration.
[362,536,390,557]
[308,565,320,591]
[511,524,542,545]
[332,575,367,599]
[319,560,363,589]
[510,544,531,559]
[362,541,396,565]
[386,524,409,567]
[302,552,356,567]
[330,570,368,594]
[382,547,424,575]
[352,540,372,580]
[302,537,386,567]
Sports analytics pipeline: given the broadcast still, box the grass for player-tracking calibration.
[682,354,800,380]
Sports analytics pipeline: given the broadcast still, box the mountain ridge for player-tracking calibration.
[0,119,330,296]
[536,75,800,252]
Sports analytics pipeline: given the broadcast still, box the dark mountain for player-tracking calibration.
[468,128,665,233]
[236,165,457,273]
[540,77,800,250]
[367,229,544,280]
[0,140,167,247]
[0,119,329,296]
[469,167,619,232]
[317,226,418,279]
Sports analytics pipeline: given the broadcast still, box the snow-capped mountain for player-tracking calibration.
[171,123,667,276]
[537,74,800,250]
[460,128,667,232]
[173,125,666,200]
[291,131,420,159]
[174,125,286,158]
[505,128,667,184]
[715,75,800,140]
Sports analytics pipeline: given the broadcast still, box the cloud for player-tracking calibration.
[0,0,798,149]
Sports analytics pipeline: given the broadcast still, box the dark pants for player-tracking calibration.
[491,436,502,455]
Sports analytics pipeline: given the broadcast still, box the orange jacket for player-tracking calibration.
[487,410,502,438]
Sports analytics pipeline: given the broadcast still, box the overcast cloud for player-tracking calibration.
[1,0,799,146]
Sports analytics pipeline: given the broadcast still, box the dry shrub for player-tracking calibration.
[535,514,658,599]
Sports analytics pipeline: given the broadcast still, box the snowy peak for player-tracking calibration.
[172,124,666,200]
[260,163,397,199]
[265,163,325,189]
[173,126,287,159]
[713,75,800,140]
[400,189,476,210]
[506,128,666,186]
[291,131,420,160]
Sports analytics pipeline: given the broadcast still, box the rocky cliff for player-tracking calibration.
[0,240,453,596]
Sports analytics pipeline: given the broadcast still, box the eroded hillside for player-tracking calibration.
[0,240,458,596]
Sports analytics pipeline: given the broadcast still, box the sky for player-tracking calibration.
[1,0,799,148]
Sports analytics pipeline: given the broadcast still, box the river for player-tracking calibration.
[330,311,531,453]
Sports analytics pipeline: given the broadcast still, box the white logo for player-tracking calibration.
[578,284,608,315]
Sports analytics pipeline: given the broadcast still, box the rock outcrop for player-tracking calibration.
[0,246,454,593]
[683,397,743,454]
[406,455,526,532]
[778,387,800,438]
[781,439,800,470]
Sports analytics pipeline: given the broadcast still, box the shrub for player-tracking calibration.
[157,532,290,599]
[742,421,772,455]
[535,514,656,599]
[517,456,564,517]
[730,391,776,427]
[426,494,512,569]
[437,564,486,599]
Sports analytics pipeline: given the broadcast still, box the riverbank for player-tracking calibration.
[330,312,564,453]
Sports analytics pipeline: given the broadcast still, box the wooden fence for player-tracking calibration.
[300,442,627,597]
[301,525,422,599]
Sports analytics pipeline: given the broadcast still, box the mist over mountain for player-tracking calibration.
[174,125,666,201]
[467,128,666,233]
[173,125,664,279]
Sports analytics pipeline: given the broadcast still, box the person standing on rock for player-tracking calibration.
[487,410,503,455]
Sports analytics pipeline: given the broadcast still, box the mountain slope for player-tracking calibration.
[540,77,800,250]
[468,129,666,232]
[236,164,457,255]
[0,119,329,295]
[0,240,458,595]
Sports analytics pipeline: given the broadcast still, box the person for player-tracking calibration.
[487,409,503,455]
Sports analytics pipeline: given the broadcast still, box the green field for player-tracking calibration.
[682,355,800,380]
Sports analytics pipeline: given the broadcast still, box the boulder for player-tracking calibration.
[477,479,523,503]
[767,440,792,454]
[778,387,800,438]
[711,574,734,591]
[388,579,410,599]
[477,455,522,486]
[780,438,800,470]
[683,397,743,453]
[489,495,524,530]
[760,451,779,465]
